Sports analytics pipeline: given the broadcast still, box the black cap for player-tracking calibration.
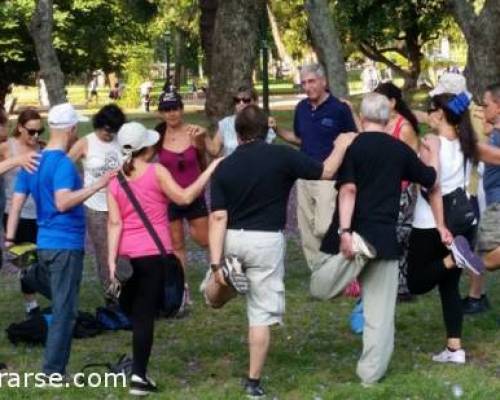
[158,92,183,112]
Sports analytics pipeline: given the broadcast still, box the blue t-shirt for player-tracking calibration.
[14,150,85,250]
[293,94,357,161]
[483,128,500,205]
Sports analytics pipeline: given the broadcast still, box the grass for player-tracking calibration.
[0,239,498,399]
[0,103,498,399]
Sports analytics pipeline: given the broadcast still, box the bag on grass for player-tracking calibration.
[96,304,131,331]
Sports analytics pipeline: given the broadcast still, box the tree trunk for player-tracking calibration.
[449,0,500,100]
[29,0,66,106]
[403,28,422,90]
[205,0,265,124]
[267,3,299,79]
[304,0,349,97]
[198,0,218,80]
[174,30,183,90]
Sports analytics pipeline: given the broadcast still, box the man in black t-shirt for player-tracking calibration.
[208,105,354,398]
[310,93,437,386]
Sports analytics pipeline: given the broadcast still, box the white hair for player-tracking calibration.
[300,63,326,80]
[360,93,390,125]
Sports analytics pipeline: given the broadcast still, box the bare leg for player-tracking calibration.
[248,326,271,379]
[483,247,500,271]
[188,216,209,248]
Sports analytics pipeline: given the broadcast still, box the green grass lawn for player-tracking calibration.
[0,239,498,399]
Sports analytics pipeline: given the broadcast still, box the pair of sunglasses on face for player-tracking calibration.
[233,96,252,105]
[24,126,45,136]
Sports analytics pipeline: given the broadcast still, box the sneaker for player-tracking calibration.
[223,255,249,294]
[129,374,158,396]
[352,232,376,259]
[462,296,488,314]
[26,306,41,318]
[450,236,485,275]
[243,378,266,399]
[6,243,37,269]
[432,348,466,364]
[481,294,491,310]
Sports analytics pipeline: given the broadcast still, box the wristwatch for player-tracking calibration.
[210,263,221,272]
[337,228,352,236]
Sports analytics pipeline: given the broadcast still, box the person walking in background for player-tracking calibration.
[275,63,357,270]
[69,104,126,301]
[204,86,276,157]
[156,93,210,308]
[107,122,222,396]
[5,103,114,380]
[1,109,43,315]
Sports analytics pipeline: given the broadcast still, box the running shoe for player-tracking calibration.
[432,348,466,364]
[450,236,485,275]
[6,242,37,269]
[243,378,266,399]
[223,255,249,295]
[129,374,158,396]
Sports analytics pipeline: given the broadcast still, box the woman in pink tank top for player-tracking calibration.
[155,93,210,305]
[107,122,221,393]
[375,82,419,300]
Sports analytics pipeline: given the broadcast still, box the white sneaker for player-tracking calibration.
[352,232,376,259]
[432,348,466,364]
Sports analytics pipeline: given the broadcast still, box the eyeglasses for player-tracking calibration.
[233,97,252,105]
[24,127,45,136]
[177,153,185,172]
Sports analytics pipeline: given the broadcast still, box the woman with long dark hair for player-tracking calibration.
[107,122,221,395]
[375,82,419,300]
[407,92,483,364]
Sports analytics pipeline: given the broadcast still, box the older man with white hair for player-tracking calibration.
[276,63,357,270]
[310,93,437,386]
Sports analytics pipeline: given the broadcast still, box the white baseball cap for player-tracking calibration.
[117,122,159,157]
[47,102,89,129]
[429,73,469,97]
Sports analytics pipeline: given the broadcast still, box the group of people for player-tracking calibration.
[0,63,498,397]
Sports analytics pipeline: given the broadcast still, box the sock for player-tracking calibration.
[247,377,260,386]
[25,300,38,313]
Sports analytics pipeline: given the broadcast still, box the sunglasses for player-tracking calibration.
[24,127,45,136]
[234,97,252,105]
[426,107,439,114]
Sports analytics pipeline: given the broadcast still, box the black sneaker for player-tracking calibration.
[462,296,488,314]
[129,374,158,396]
[26,306,40,318]
[481,294,491,310]
[243,378,266,399]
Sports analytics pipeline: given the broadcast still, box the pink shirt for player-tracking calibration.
[109,164,172,258]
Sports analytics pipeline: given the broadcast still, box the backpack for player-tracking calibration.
[6,310,103,345]
[96,304,132,331]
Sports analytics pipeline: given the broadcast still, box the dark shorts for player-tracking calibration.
[168,196,208,222]
[3,214,37,244]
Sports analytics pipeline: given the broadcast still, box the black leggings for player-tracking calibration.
[119,254,178,378]
[407,228,464,338]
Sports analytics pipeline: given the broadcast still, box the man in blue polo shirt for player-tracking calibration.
[276,64,357,269]
[5,103,114,380]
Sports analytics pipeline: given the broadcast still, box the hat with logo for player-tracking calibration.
[48,103,89,129]
[429,73,469,97]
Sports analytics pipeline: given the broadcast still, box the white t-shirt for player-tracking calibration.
[218,115,276,156]
[413,136,470,229]
[83,133,122,211]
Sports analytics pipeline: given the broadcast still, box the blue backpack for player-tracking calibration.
[96,304,131,331]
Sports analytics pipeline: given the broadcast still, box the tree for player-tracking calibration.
[205,0,266,123]
[448,0,500,100]
[0,1,37,107]
[199,0,218,79]
[29,0,66,105]
[305,0,349,97]
[336,0,448,89]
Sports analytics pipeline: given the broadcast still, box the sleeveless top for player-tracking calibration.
[391,115,409,190]
[158,145,201,188]
[218,115,276,156]
[4,138,37,219]
[82,132,122,211]
[413,136,467,229]
[108,164,172,258]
